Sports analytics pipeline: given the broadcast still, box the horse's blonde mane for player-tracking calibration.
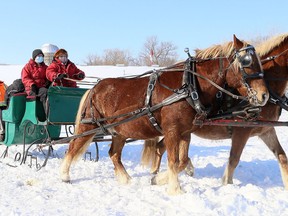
[195,41,248,59]
[257,33,288,57]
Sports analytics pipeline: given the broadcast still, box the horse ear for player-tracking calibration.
[233,34,243,50]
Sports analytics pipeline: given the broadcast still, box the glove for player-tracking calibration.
[77,73,85,79]
[45,80,52,88]
[55,73,68,81]
[29,84,37,96]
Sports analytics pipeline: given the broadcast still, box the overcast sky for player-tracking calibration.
[0,0,287,65]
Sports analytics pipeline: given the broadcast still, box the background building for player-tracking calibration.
[41,44,59,65]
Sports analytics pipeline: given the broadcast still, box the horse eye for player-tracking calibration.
[240,54,252,67]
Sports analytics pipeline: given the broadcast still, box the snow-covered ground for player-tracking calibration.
[1,65,288,216]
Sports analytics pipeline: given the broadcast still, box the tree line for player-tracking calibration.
[84,36,179,67]
[84,34,272,67]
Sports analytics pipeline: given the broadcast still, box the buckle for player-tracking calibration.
[269,97,278,104]
[216,91,222,99]
[191,91,199,100]
[148,83,154,91]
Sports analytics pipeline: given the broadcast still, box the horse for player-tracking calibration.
[141,33,288,189]
[60,35,268,195]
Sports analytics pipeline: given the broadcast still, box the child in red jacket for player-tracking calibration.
[46,49,85,87]
[21,49,50,112]
[21,49,49,96]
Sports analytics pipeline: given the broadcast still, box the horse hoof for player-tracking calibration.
[151,176,157,185]
[62,179,71,184]
[151,170,159,175]
[222,176,233,185]
[185,169,194,177]
[167,187,185,195]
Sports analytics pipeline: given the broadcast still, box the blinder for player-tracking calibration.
[240,53,253,68]
[234,45,264,80]
[232,44,265,104]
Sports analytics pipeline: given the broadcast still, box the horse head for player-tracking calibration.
[257,33,288,97]
[225,35,269,106]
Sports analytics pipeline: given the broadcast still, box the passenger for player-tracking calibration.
[0,80,7,141]
[46,49,85,87]
[21,49,50,110]
[5,79,25,105]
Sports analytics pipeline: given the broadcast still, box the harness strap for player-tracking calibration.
[183,57,208,121]
[261,47,288,64]
[145,71,157,105]
[186,69,246,100]
[145,71,163,134]
[267,83,288,111]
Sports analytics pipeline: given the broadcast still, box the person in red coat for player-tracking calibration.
[21,49,50,109]
[46,49,85,87]
[0,80,6,141]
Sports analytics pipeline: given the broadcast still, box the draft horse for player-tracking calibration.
[142,33,288,189]
[60,35,268,195]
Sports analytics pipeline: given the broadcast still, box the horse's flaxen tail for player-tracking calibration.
[74,89,91,134]
[61,89,100,182]
[70,89,98,162]
[141,137,160,167]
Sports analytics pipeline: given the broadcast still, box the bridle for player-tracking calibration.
[258,47,288,110]
[230,45,265,104]
[235,45,264,79]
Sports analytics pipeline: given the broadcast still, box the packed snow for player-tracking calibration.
[1,65,288,216]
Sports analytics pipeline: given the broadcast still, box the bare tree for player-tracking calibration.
[84,54,103,65]
[139,36,178,66]
[84,49,134,66]
[84,37,179,66]
[102,49,133,65]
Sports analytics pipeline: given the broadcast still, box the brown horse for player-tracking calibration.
[141,33,288,189]
[60,35,268,195]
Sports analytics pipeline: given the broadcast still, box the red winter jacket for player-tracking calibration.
[46,59,85,87]
[21,59,48,95]
[0,81,6,106]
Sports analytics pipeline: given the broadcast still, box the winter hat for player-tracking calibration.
[54,49,68,58]
[32,49,44,60]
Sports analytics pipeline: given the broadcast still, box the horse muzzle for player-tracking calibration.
[248,90,269,107]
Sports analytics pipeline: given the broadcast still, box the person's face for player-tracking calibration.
[58,55,68,64]
[35,54,44,63]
